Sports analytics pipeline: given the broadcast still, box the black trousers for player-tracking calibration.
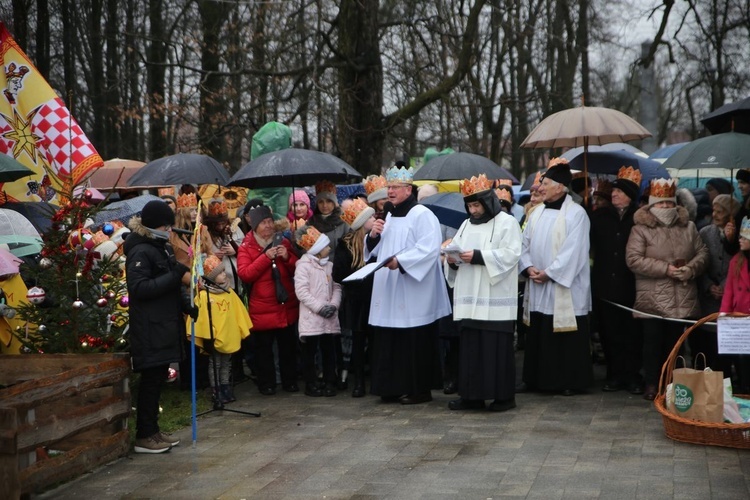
[136,364,169,439]
[641,318,683,386]
[302,334,337,385]
[596,299,643,385]
[254,324,298,389]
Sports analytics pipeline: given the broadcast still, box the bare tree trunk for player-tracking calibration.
[11,0,28,50]
[88,0,105,156]
[198,0,229,162]
[35,0,50,78]
[578,0,590,105]
[147,0,167,158]
[103,0,121,160]
[61,0,75,100]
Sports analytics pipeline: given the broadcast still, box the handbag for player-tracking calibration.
[670,353,724,423]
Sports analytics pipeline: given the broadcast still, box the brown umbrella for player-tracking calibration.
[85,158,146,190]
[521,105,652,203]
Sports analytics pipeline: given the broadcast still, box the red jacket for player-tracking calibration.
[720,254,750,314]
[237,232,299,331]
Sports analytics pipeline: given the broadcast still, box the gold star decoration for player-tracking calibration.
[2,107,41,163]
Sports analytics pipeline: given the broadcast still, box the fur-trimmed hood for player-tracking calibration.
[633,205,690,228]
[676,188,697,221]
[127,216,154,238]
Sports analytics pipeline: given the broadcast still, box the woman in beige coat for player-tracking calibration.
[626,179,709,400]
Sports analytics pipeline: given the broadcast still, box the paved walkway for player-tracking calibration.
[42,363,750,499]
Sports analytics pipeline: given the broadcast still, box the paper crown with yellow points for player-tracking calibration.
[176,193,198,209]
[206,198,229,218]
[364,175,388,203]
[385,165,414,185]
[460,174,493,198]
[495,186,512,204]
[296,225,331,256]
[648,178,677,205]
[340,198,375,230]
[617,166,642,186]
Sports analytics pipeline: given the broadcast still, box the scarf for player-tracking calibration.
[651,207,679,226]
[389,193,418,217]
[522,195,577,332]
[311,206,344,233]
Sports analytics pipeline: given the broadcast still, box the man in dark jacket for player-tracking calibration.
[124,200,197,453]
[589,167,643,394]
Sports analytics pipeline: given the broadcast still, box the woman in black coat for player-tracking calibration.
[124,200,196,453]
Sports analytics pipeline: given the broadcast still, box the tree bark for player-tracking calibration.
[147,0,167,158]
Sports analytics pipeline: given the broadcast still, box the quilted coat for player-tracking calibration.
[294,254,342,337]
[236,231,299,331]
[625,205,709,319]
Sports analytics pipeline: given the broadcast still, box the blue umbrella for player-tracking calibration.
[560,142,645,161]
[419,192,468,229]
[569,150,670,193]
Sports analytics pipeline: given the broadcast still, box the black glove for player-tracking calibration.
[188,305,199,321]
[318,305,337,319]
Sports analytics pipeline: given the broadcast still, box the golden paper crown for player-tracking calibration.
[207,198,228,218]
[296,226,323,251]
[340,198,370,226]
[547,157,569,169]
[649,178,676,199]
[494,178,513,187]
[364,175,387,195]
[315,180,337,196]
[616,166,642,187]
[495,187,512,203]
[176,193,198,209]
[203,255,224,277]
[460,174,493,197]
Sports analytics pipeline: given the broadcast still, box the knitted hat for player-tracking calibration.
[176,193,198,209]
[340,198,375,230]
[203,255,226,281]
[648,178,677,205]
[736,169,750,184]
[248,205,273,230]
[288,189,311,209]
[741,217,750,240]
[364,175,388,204]
[296,226,331,256]
[242,198,264,218]
[541,157,572,186]
[713,194,739,217]
[611,166,642,202]
[570,172,590,194]
[315,180,338,205]
[705,178,733,195]
[141,200,175,229]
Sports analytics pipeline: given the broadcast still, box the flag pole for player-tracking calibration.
[190,201,204,448]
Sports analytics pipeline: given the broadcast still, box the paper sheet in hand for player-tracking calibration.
[342,255,397,282]
[441,241,466,265]
[717,316,750,354]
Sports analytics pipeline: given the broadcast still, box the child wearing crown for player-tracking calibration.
[294,226,342,396]
[190,255,253,404]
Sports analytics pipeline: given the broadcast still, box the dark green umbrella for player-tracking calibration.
[0,154,34,182]
[660,132,750,172]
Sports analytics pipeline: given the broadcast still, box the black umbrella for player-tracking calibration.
[0,154,35,182]
[227,148,362,188]
[413,152,519,184]
[568,150,670,192]
[0,201,56,234]
[127,153,230,188]
[419,192,467,229]
[700,96,750,135]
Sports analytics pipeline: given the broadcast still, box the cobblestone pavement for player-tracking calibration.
[41,360,750,500]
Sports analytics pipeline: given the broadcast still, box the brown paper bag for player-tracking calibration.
[671,354,724,423]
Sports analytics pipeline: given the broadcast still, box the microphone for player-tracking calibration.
[171,227,192,235]
[382,201,395,217]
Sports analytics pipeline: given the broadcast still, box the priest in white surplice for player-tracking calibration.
[444,175,522,412]
[365,165,451,404]
[518,158,593,396]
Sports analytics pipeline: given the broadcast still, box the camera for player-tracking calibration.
[272,232,284,247]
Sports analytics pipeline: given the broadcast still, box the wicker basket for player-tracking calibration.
[655,312,750,449]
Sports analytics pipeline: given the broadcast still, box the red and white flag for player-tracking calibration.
[0,22,103,203]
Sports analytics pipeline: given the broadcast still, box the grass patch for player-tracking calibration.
[128,375,213,444]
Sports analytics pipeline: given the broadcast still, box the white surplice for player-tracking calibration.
[365,205,451,328]
[519,195,592,317]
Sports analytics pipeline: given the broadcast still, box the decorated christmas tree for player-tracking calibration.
[14,190,129,353]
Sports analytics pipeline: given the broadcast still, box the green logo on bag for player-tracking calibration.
[674,384,693,412]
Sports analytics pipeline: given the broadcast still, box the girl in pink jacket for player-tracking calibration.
[294,226,342,397]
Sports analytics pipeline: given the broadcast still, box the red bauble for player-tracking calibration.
[96,297,108,308]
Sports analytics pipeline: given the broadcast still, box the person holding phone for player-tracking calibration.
[237,204,300,395]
